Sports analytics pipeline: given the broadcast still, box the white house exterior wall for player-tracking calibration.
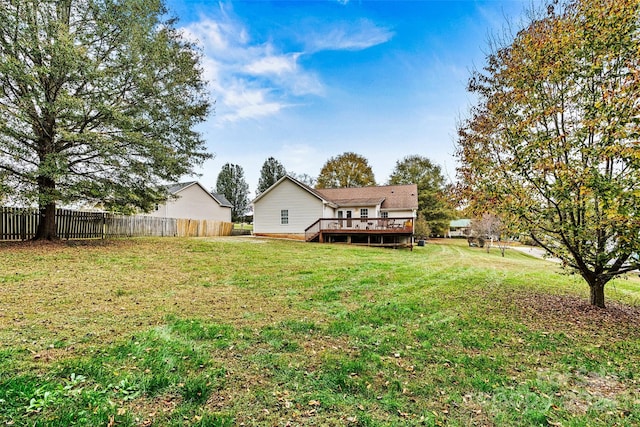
[149,184,232,222]
[253,179,324,235]
[336,205,378,219]
[382,209,416,218]
[323,205,336,218]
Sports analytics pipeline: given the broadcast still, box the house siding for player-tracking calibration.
[148,184,232,222]
[381,209,416,218]
[253,179,324,236]
[336,205,378,219]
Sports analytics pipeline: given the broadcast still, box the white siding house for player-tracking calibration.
[253,177,330,237]
[148,181,232,222]
[252,176,418,246]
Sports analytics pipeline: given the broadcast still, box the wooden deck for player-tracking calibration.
[305,217,414,248]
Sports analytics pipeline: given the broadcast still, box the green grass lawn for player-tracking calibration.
[233,222,253,230]
[1,237,639,426]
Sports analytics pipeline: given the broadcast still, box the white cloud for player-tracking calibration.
[178,9,390,124]
[243,54,298,76]
[198,56,222,86]
[241,52,324,97]
[179,12,324,124]
[180,19,231,51]
[222,85,287,122]
[305,19,394,52]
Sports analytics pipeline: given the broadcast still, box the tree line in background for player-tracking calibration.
[214,152,456,233]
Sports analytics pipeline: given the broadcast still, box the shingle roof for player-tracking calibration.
[211,192,233,208]
[167,181,197,194]
[329,197,386,207]
[316,184,418,210]
[450,219,471,228]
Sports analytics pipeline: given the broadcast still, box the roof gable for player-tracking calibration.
[167,181,232,208]
[252,175,329,205]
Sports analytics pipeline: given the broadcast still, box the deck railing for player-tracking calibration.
[305,217,414,241]
[305,218,322,241]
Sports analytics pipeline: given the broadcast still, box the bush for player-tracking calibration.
[414,215,430,239]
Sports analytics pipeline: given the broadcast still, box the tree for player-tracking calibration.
[456,0,640,308]
[316,152,376,189]
[470,213,508,255]
[0,170,9,203]
[289,172,316,188]
[389,155,454,236]
[257,157,286,195]
[216,163,249,222]
[413,213,430,240]
[0,0,211,240]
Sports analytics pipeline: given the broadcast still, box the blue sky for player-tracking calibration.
[166,0,530,195]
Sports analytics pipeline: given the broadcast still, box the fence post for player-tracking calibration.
[21,210,27,241]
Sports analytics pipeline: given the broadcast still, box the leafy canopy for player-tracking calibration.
[257,157,286,195]
[389,155,454,236]
[316,152,376,189]
[0,0,211,238]
[216,163,249,222]
[456,0,640,307]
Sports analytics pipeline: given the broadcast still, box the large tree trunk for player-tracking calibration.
[589,283,606,309]
[34,202,57,240]
[582,270,608,308]
[34,176,58,240]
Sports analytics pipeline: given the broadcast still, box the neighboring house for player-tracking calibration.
[448,219,472,237]
[147,181,233,222]
[252,175,418,247]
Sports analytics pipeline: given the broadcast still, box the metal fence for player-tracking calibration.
[0,207,233,241]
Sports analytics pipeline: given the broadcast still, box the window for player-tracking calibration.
[380,211,388,219]
[280,209,289,225]
[360,208,368,222]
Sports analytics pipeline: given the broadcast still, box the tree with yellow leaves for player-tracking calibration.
[456,0,640,308]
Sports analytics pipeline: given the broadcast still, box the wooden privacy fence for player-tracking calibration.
[0,207,233,241]
[103,215,177,238]
[176,219,233,237]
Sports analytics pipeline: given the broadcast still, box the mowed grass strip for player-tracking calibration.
[1,237,639,426]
